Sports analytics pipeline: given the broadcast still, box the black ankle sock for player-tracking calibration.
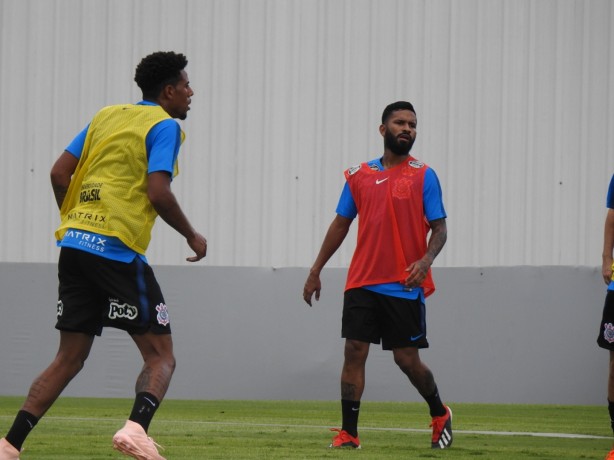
[5,410,39,451]
[424,387,446,417]
[341,399,360,437]
[128,392,160,433]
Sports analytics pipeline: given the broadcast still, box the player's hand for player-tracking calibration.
[186,232,207,262]
[404,259,430,288]
[303,271,321,306]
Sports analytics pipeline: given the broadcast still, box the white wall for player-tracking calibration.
[0,0,612,268]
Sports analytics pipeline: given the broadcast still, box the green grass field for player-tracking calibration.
[0,397,611,459]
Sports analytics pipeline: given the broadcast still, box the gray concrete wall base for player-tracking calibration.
[0,263,607,405]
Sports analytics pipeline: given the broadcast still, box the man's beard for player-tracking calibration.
[384,130,414,156]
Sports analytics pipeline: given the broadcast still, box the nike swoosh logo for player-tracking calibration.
[410,334,424,341]
[376,177,389,184]
[144,397,157,407]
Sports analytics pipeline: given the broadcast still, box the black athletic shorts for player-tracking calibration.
[597,290,614,350]
[342,287,429,350]
[55,247,171,336]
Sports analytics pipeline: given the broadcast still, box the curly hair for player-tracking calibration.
[134,51,188,100]
[381,101,416,124]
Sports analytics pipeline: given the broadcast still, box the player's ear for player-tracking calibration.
[379,124,386,137]
[161,83,175,100]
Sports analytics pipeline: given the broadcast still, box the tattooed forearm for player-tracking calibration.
[425,218,447,263]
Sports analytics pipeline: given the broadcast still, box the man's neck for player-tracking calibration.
[381,151,410,169]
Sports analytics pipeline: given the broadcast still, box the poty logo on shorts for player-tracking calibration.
[604,323,614,343]
[156,303,170,326]
[108,301,138,320]
[56,300,63,317]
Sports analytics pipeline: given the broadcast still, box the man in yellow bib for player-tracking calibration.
[0,51,207,460]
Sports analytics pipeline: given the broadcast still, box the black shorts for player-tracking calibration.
[342,288,429,350]
[56,247,171,336]
[597,290,614,350]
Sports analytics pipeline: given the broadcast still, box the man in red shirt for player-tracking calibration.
[303,101,451,450]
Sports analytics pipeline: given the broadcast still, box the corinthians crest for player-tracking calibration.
[604,323,614,343]
[156,303,170,326]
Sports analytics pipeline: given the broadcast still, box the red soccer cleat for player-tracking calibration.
[329,428,361,449]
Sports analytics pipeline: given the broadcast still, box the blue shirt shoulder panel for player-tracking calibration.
[336,182,357,219]
[423,167,447,222]
[146,119,181,175]
[608,175,614,290]
[65,125,89,158]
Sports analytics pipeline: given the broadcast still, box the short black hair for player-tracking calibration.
[134,51,188,100]
[381,101,416,124]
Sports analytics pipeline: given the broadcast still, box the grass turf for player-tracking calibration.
[0,397,611,459]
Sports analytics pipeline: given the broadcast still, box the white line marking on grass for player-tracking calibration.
[362,426,609,440]
[2,416,607,440]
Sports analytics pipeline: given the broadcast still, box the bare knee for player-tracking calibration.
[162,354,176,375]
[55,353,87,375]
[54,333,94,375]
[144,349,176,373]
[344,340,369,366]
[393,348,423,376]
[393,348,438,395]
[133,333,174,363]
